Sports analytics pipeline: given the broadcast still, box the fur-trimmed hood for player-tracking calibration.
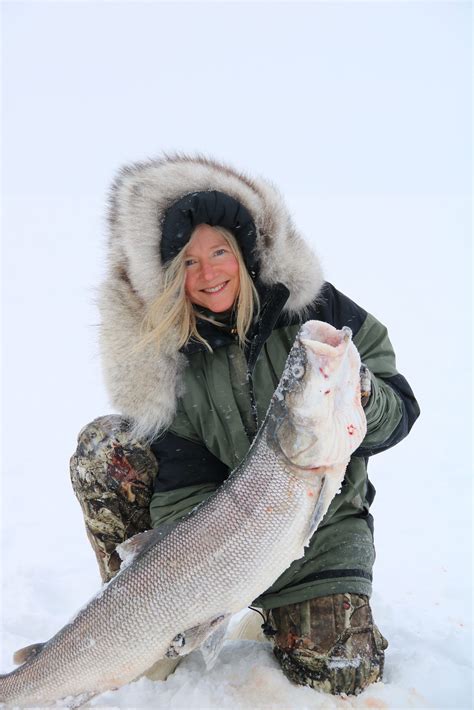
[99,154,324,439]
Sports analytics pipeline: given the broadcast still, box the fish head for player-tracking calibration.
[267,321,367,470]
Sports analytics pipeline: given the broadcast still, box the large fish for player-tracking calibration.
[0,321,367,707]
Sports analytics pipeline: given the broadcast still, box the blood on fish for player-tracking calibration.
[319,367,329,379]
[324,390,331,395]
[347,424,356,436]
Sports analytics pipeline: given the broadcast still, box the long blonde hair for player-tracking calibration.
[140,226,260,353]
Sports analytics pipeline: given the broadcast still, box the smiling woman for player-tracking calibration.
[69,154,419,697]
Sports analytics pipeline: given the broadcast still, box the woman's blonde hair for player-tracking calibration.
[140,225,260,353]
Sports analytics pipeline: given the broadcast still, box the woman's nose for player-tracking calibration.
[201,262,217,281]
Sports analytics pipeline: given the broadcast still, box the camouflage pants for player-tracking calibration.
[70,415,157,582]
[70,416,387,694]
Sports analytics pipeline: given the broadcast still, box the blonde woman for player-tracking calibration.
[71,155,419,695]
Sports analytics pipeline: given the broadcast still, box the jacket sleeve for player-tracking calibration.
[149,429,230,527]
[352,310,420,457]
[309,283,419,457]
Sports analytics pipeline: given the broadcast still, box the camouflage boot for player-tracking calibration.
[70,415,157,583]
[268,593,388,695]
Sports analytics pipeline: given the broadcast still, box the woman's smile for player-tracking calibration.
[201,281,229,294]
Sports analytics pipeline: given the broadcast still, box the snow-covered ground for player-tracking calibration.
[1,2,471,708]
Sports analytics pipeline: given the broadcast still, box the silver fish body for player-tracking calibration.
[0,321,366,707]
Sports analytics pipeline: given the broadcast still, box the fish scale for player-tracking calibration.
[0,321,366,707]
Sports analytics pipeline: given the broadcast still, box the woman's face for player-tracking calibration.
[184,225,240,312]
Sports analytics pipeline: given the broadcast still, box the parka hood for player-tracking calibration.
[99,153,324,438]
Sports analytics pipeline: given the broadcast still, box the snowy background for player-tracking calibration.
[1,1,471,708]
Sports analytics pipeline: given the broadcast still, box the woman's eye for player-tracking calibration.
[214,248,226,257]
[184,259,196,267]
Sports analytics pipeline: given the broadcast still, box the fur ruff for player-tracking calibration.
[99,154,324,439]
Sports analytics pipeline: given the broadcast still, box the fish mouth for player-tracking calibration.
[300,323,352,355]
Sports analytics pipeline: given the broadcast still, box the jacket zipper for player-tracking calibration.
[246,370,259,438]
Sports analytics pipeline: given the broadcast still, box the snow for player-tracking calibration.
[1,2,471,709]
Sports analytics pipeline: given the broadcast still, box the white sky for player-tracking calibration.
[2,1,470,198]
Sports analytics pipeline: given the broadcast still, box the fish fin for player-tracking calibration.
[226,610,267,642]
[116,523,178,568]
[165,613,230,660]
[13,641,45,665]
[142,656,181,681]
[199,617,230,670]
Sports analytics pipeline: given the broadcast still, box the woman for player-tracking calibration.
[70,154,419,695]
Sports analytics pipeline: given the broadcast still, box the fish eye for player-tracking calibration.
[291,364,305,379]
